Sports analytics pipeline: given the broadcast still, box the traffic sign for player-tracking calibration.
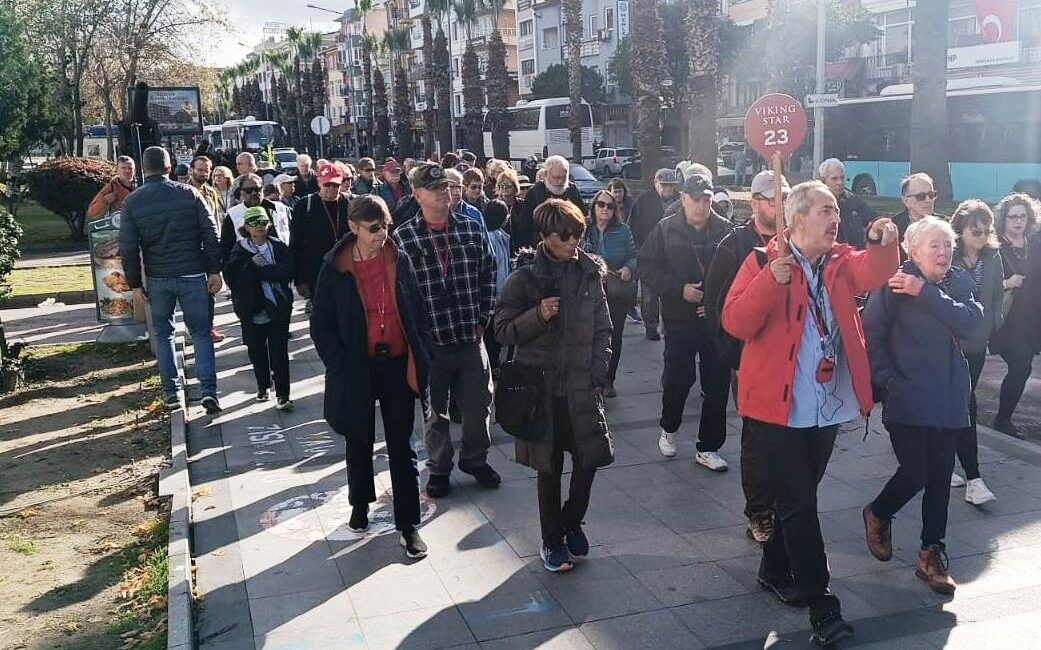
[805,93,839,108]
[743,93,808,160]
[310,115,331,136]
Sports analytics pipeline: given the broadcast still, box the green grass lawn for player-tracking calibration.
[13,201,84,252]
[8,265,94,297]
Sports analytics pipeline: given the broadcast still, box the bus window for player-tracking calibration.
[545,105,592,130]
[513,107,541,131]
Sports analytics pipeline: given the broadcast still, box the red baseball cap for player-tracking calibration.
[382,160,402,174]
[317,162,343,185]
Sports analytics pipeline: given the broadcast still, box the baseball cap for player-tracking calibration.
[317,162,343,185]
[680,174,713,197]
[654,168,679,185]
[243,206,270,227]
[273,173,295,185]
[382,160,402,174]
[411,163,449,190]
[174,163,189,177]
[750,170,791,199]
[461,151,477,163]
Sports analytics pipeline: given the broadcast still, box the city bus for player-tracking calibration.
[204,118,283,151]
[823,80,1041,202]
[482,97,594,164]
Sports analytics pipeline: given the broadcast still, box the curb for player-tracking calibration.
[158,318,195,650]
[4,290,95,308]
[976,423,1041,465]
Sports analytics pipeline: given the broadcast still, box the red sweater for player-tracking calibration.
[722,238,899,426]
[353,254,407,357]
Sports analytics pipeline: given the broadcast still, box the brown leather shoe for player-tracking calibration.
[862,504,892,561]
[916,545,956,594]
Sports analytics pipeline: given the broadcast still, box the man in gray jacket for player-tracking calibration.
[120,146,224,413]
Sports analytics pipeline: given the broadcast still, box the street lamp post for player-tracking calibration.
[812,0,826,178]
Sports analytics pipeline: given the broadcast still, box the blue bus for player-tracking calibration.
[823,82,1041,202]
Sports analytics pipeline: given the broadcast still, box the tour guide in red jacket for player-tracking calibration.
[723,180,899,647]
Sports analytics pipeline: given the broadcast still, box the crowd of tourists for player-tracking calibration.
[110,144,1041,646]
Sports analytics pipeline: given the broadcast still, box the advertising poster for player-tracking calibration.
[89,215,136,324]
[147,87,204,135]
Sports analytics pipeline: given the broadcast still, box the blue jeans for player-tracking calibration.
[147,276,217,398]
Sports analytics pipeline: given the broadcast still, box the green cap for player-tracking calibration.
[243,206,270,227]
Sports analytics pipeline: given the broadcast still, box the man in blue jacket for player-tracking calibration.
[120,146,224,413]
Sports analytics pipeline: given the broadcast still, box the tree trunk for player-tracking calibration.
[562,0,583,163]
[910,1,952,201]
[362,41,374,156]
[631,0,665,180]
[421,16,436,157]
[434,27,453,156]
[686,0,720,178]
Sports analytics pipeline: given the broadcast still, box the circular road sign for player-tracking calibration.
[743,93,808,160]
[310,115,331,136]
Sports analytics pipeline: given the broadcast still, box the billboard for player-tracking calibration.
[146,87,203,135]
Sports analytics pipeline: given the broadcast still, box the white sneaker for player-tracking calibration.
[950,472,966,488]
[695,451,729,472]
[658,430,677,458]
[964,478,996,506]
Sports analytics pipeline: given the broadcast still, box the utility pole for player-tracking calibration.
[812,0,826,178]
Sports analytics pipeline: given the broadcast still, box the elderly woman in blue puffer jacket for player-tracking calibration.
[582,189,638,398]
[861,216,983,598]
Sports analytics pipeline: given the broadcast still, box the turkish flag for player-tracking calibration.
[974,0,1018,43]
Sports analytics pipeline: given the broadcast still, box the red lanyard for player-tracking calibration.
[429,223,452,275]
[321,199,341,239]
[357,255,388,339]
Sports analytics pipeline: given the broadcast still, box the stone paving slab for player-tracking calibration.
[189,297,1041,649]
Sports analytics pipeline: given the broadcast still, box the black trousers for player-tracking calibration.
[732,372,773,520]
[606,293,631,382]
[640,280,659,331]
[537,397,597,547]
[240,317,290,398]
[483,317,502,372]
[751,419,840,615]
[955,352,985,480]
[344,355,421,532]
[871,423,957,547]
[997,339,1037,422]
[660,327,731,452]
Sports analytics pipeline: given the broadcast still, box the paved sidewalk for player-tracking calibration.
[13,249,90,268]
[188,299,1041,650]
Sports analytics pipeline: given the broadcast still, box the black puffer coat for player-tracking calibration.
[494,245,614,474]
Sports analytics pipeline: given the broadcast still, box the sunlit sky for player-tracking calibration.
[202,0,352,68]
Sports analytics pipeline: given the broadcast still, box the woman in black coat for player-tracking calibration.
[494,198,614,574]
[309,195,433,559]
[223,205,295,410]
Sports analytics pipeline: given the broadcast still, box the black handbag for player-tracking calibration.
[494,346,546,441]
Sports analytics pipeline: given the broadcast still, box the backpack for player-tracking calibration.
[713,247,768,369]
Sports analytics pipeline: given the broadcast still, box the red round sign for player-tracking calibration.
[743,93,808,160]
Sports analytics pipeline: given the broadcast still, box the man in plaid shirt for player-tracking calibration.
[392,163,501,498]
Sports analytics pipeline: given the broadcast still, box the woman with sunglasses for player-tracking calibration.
[990,192,1041,436]
[224,206,295,410]
[582,190,638,398]
[495,198,613,572]
[495,169,524,219]
[949,200,1002,505]
[310,194,433,559]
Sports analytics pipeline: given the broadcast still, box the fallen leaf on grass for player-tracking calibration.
[17,508,41,519]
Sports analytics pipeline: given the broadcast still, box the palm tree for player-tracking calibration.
[384,28,414,158]
[427,0,454,155]
[372,65,391,159]
[361,30,382,156]
[631,0,665,178]
[454,0,485,158]
[910,1,952,200]
[482,0,510,160]
[421,15,436,155]
[561,0,583,162]
[686,0,720,177]
[265,49,291,124]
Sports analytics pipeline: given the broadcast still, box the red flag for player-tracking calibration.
[974,0,1018,44]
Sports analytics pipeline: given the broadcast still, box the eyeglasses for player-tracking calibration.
[968,227,994,237]
[322,182,341,189]
[1006,212,1028,221]
[905,191,938,201]
[362,221,390,234]
[594,200,616,211]
[240,187,260,194]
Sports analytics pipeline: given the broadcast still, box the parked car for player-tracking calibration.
[588,147,638,177]
[568,164,606,202]
[273,148,298,172]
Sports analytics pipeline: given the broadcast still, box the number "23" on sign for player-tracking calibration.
[763,130,790,146]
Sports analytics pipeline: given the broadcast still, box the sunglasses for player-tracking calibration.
[323,182,341,189]
[240,187,260,194]
[968,227,994,237]
[594,200,616,211]
[497,183,513,190]
[555,231,582,242]
[905,191,938,201]
[361,221,390,234]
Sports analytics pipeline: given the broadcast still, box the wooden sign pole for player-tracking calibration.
[772,151,787,257]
